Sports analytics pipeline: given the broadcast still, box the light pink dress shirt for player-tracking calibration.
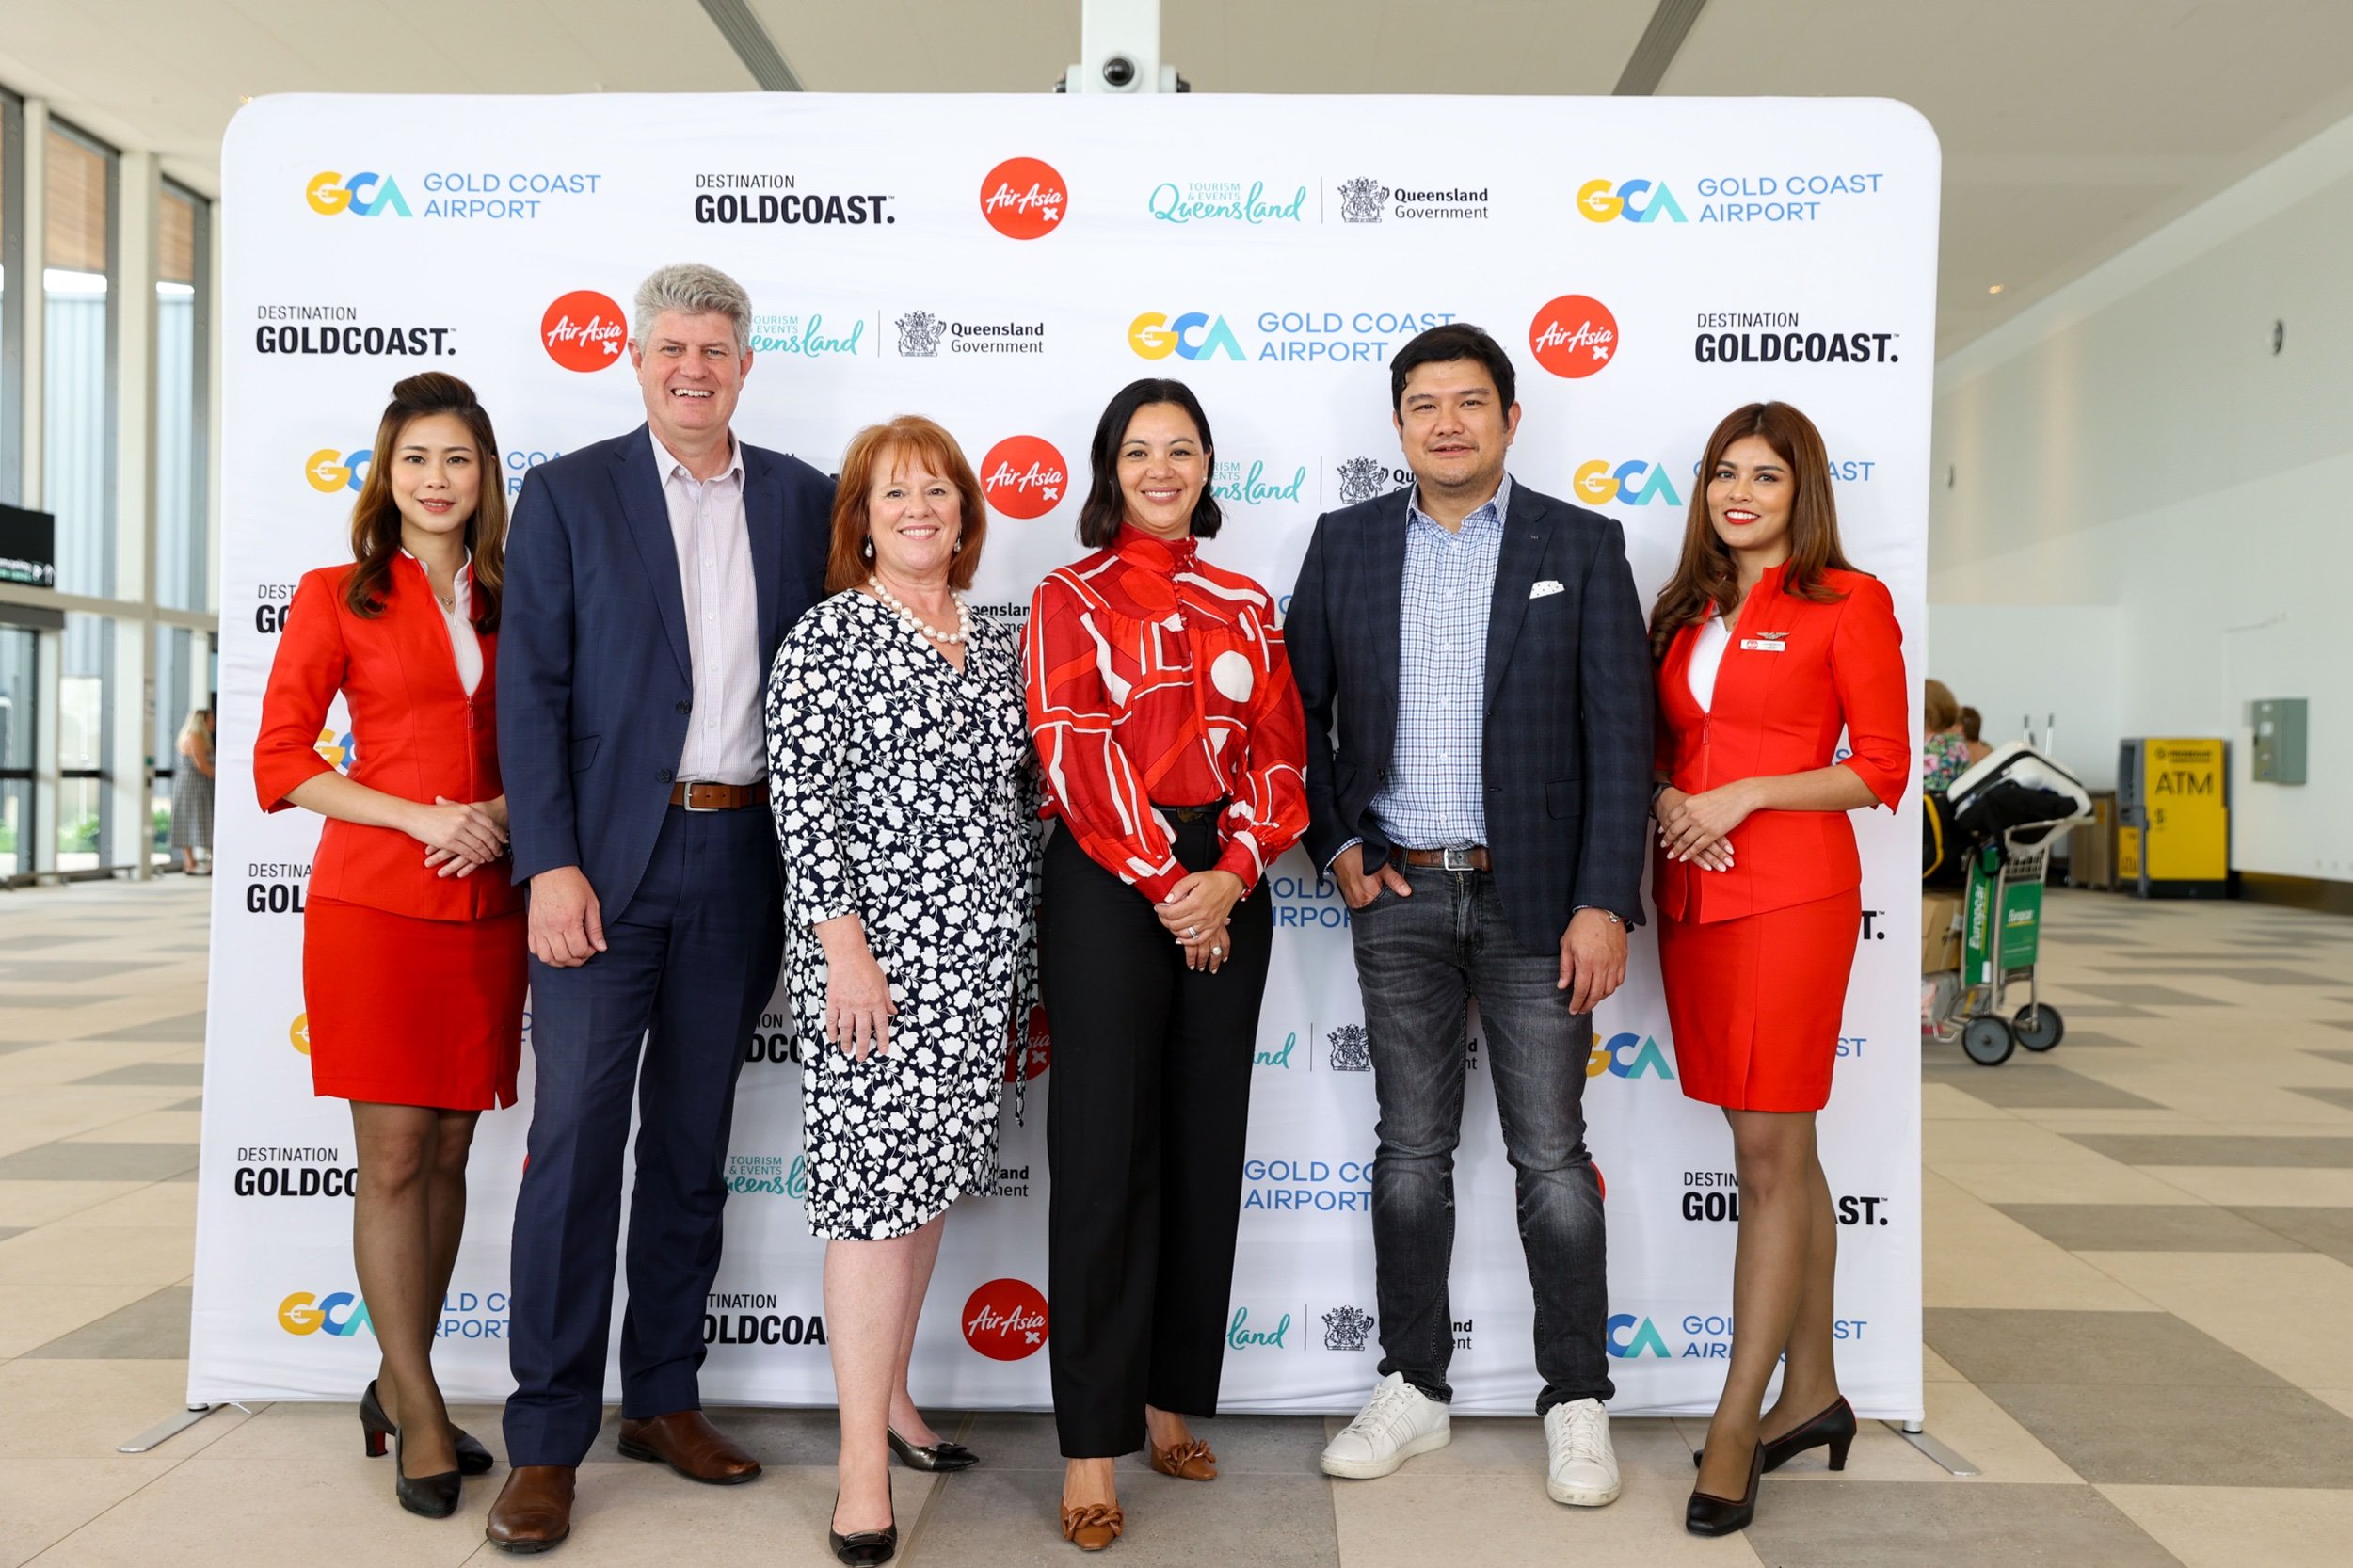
[650,429,763,785]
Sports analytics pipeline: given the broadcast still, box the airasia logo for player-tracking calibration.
[962,1277,1049,1360]
[981,436,1068,520]
[1004,1006,1051,1082]
[980,157,1068,240]
[542,290,629,373]
[1529,294,1619,379]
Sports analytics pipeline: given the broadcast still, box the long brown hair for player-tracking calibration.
[1647,401,1857,661]
[344,373,508,628]
[825,417,988,594]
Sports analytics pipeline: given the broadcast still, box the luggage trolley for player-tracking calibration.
[1930,743,2092,1066]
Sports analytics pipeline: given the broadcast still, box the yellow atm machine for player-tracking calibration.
[2116,738,2229,898]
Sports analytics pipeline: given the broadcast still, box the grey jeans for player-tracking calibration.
[1349,862,1614,1413]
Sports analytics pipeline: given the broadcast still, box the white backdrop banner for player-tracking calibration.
[194,92,1937,1419]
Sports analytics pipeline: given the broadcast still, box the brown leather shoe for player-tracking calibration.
[616,1409,762,1484]
[485,1465,575,1553]
[1148,1435,1217,1480]
[1061,1501,1124,1552]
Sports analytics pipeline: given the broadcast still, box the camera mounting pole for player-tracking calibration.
[1061,0,1188,93]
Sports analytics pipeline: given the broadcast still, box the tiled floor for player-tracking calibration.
[4,878,2351,1565]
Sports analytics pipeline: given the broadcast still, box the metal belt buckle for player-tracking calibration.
[681,784,719,812]
[1441,845,1477,872]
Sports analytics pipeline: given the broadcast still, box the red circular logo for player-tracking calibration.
[981,435,1069,520]
[1529,294,1619,379]
[541,290,629,373]
[1004,1006,1052,1082]
[962,1277,1049,1360]
[979,157,1068,240]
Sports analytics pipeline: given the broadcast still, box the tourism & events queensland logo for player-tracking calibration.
[305,445,370,494]
[981,437,1069,520]
[1257,1019,1372,1073]
[1529,295,1618,378]
[725,1152,807,1199]
[980,157,1067,239]
[1211,458,1306,508]
[541,290,628,373]
[1577,178,1686,224]
[1335,178,1490,223]
[962,1277,1048,1360]
[749,311,864,359]
[1148,178,1306,226]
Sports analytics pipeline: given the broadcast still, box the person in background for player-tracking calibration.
[1648,401,1910,1537]
[253,372,523,1520]
[1959,706,1993,765]
[1922,679,1969,791]
[1028,377,1307,1553]
[767,417,1038,1568]
[491,263,834,1553]
[1288,323,1650,1512]
[170,706,216,874]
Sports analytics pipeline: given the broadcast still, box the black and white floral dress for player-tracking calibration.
[765,589,1040,1241]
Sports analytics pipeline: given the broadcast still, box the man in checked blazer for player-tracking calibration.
[1286,323,1652,1509]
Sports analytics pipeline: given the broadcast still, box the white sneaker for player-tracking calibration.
[1320,1371,1451,1479]
[1544,1398,1621,1506]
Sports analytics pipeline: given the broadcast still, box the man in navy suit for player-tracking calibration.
[488,264,833,1551]
[1287,324,1651,1510]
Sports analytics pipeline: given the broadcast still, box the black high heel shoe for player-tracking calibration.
[829,1491,899,1567]
[1692,1395,1857,1475]
[361,1380,494,1476]
[887,1427,978,1472]
[392,1422,463,1519]
[1685,1440,1764,1537]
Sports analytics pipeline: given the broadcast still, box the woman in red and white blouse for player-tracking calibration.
[1026,378,1307,1552]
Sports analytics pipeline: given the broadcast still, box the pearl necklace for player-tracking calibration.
[868,577,969,645]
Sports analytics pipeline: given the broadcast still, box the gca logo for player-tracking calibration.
[306,171,409,217]
[1606,1313,1670,1358]
[1572,459,1680,507]
[280,1289,373,1336]
[305,448,370,494]
[1587,1031,1673,1080]
[1577,179,1686,224]
[1129,312,1244,361]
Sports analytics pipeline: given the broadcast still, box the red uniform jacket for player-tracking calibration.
[254,560,519,921]
[1653,565,1909,924]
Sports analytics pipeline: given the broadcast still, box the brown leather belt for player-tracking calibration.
[1158,800,1227,824]
[1392,845,1491,872]
[669,781,768,811]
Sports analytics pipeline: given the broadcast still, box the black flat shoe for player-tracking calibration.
[1693,1395,1857,1475]
[888,1427,978,1472]
[364,1379,494,1476]
[394,1425,463,1520]
[829,1491,898,1567]
[1685,1441,1764,1537]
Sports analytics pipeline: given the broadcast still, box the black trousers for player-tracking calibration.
[1041,818,1273,1458]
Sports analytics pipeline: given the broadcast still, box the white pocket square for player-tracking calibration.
[1529,579,1564,600]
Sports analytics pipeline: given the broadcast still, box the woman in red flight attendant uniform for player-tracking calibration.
[254,373,525,1522]
[1646,402,1910,1538]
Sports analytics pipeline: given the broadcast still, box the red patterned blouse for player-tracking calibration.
[1025,526,1309,904]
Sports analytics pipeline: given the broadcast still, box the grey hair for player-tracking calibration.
[632,263,753,354]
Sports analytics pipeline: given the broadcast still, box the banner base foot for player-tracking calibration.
[1886,1420,1979,1476]
[119,1404,232,1454]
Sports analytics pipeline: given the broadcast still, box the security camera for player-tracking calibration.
[1101,55,1137,88]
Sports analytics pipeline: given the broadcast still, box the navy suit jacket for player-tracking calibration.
[1286,480,1653,955]
[498,424,833,921]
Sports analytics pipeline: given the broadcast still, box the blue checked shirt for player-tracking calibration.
[1368,474,1512,850]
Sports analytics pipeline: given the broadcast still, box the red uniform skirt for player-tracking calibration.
[1657,888,1860,1113]
[302,895,526,1111]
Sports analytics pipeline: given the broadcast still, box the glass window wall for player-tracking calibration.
[156,183,207,611]
[44,121,115,600]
